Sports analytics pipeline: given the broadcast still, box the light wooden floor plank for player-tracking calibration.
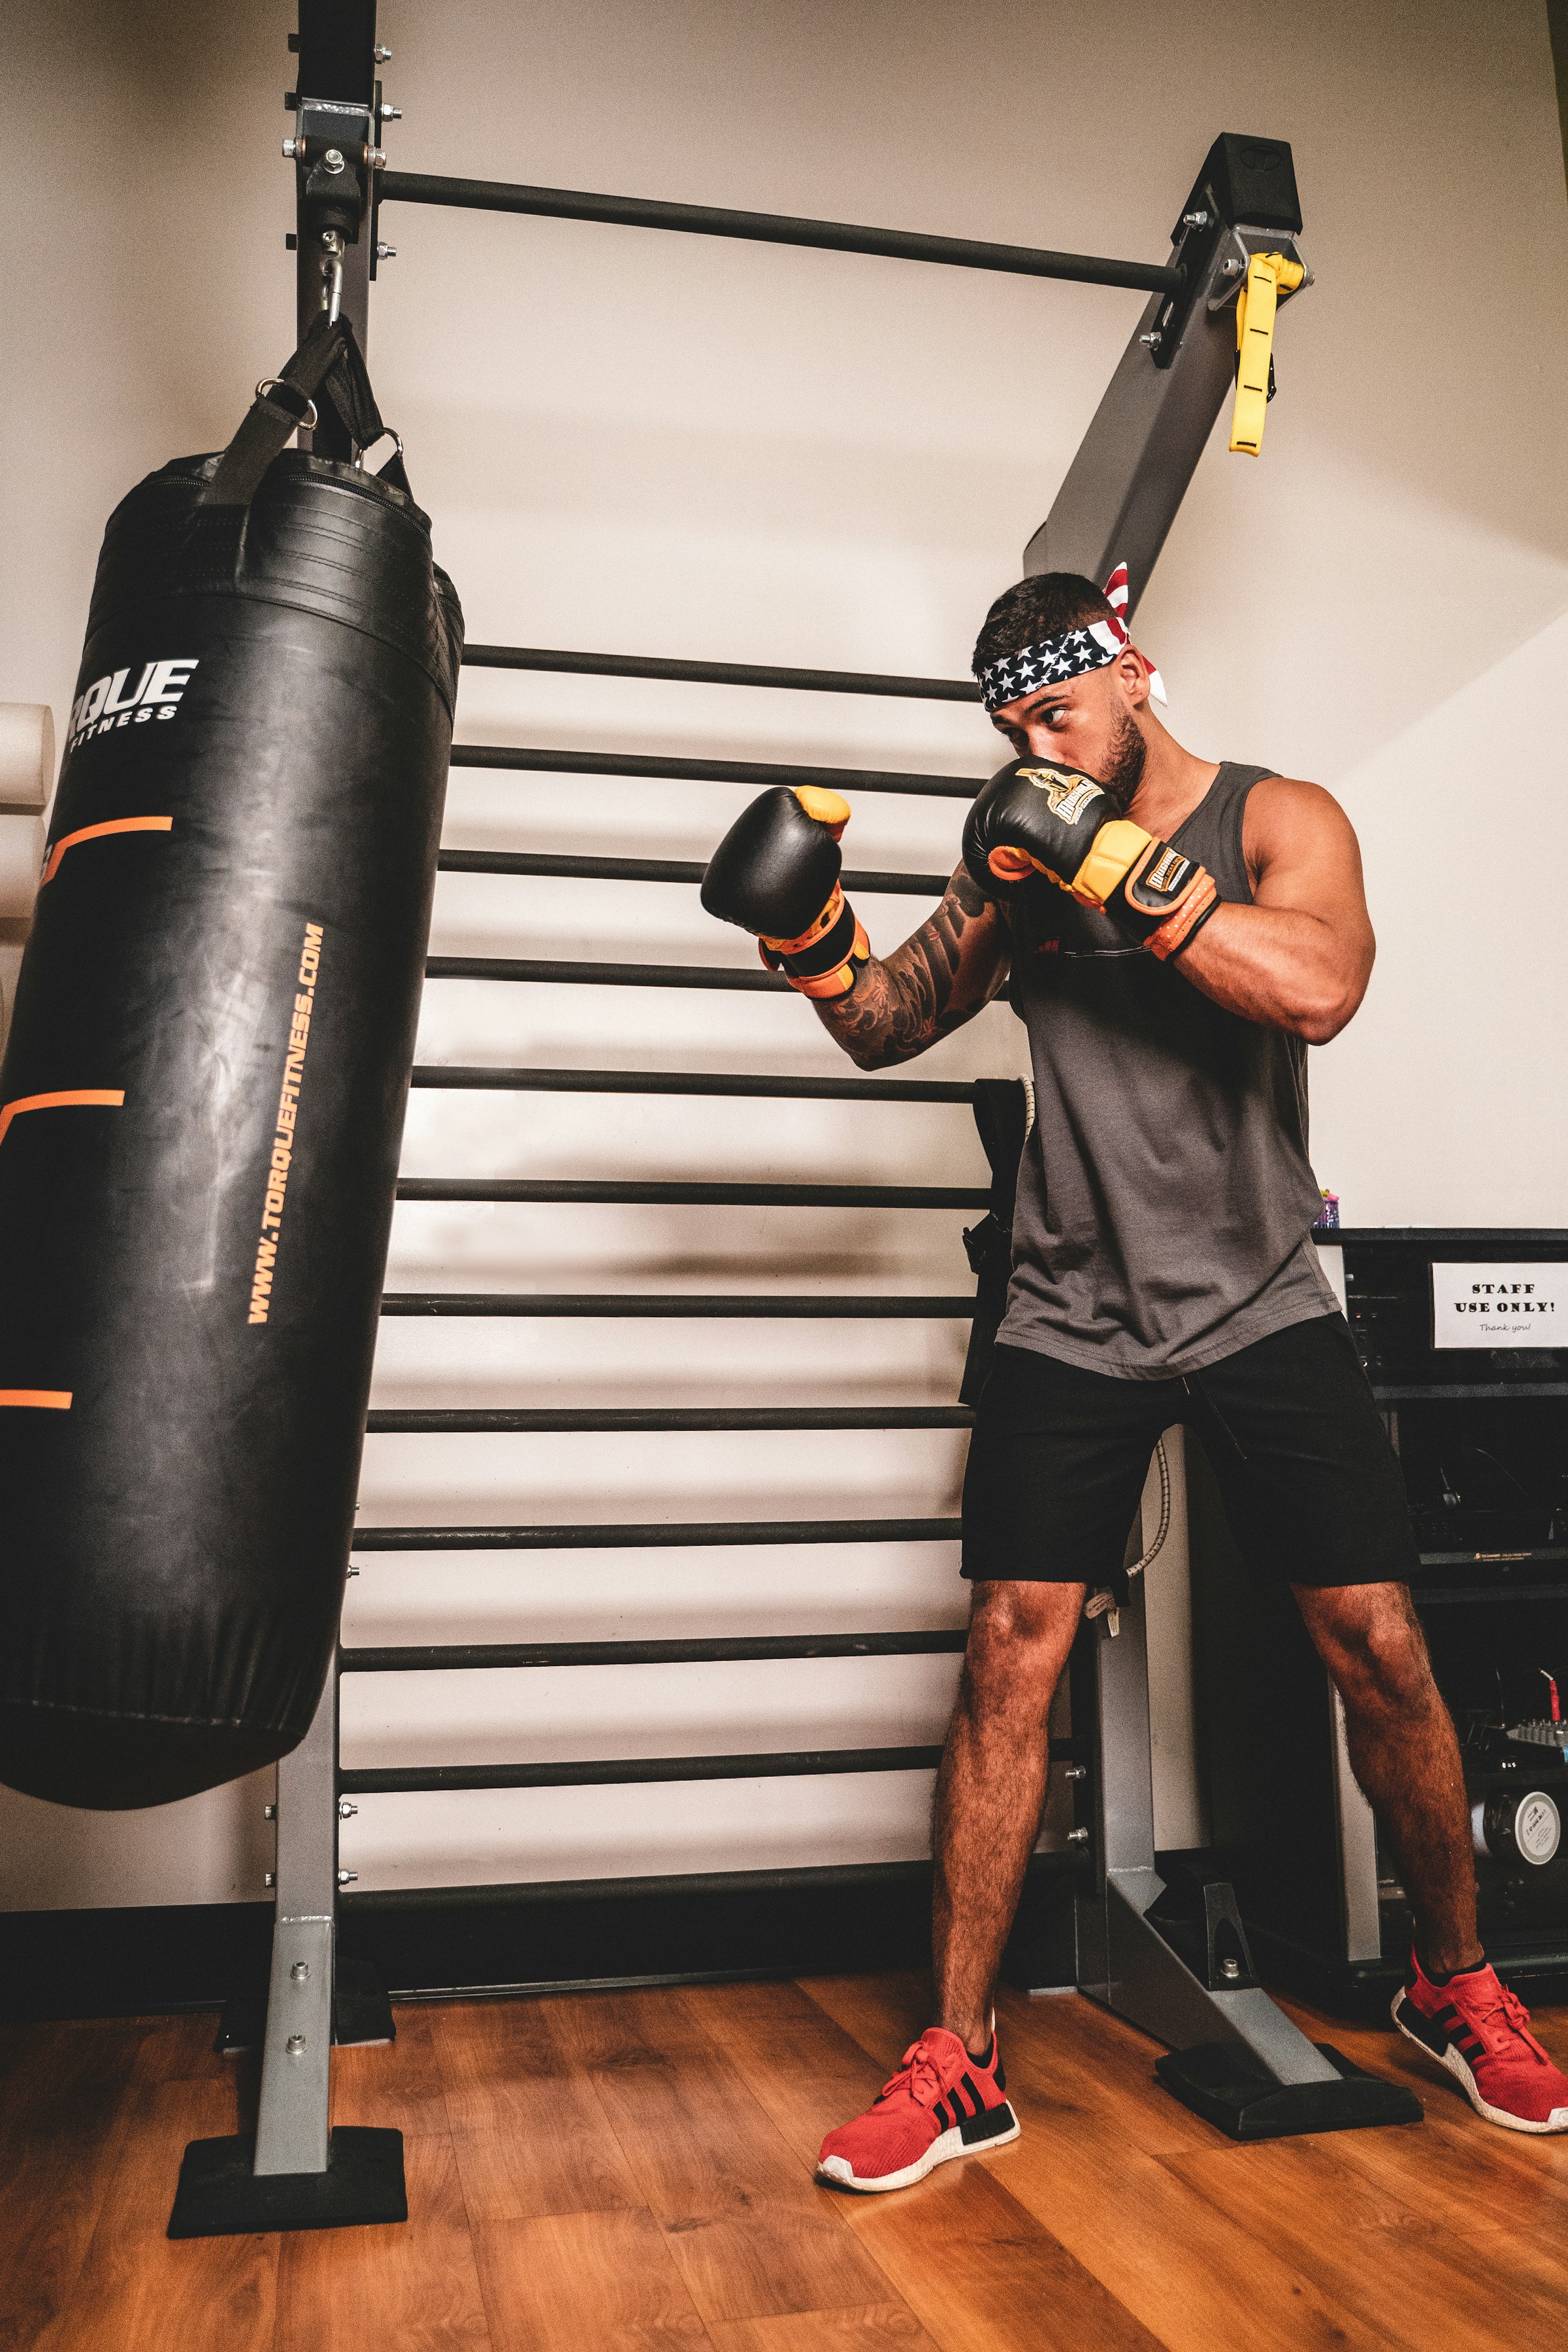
[547,1989,892,2325]
[0,2018,148,2352]
[38,2071,278,2352]
[274,2129,492,2352]
[471,2206,717,2352]
[430,1994,643,2223]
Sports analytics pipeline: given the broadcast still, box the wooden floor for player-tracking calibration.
[5,1969,1568,2351]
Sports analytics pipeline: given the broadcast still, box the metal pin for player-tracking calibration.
[285,2033,308,2056]
[1220,1956,1241,1980]
[374,42,392,59]
[380,104,402,121]
[290,1961,310,1982]
[1068,1826,1089,1844]
[282,138,299,160]
[1139,332,1162,350]
[1062,1765,1086,1782]
[264,1871,276,1887]
[338,1799,358,1819]
[322,147,346,175]
[374,244,397,261]
[1222,257,1244,276]
[1183,209,1209,227]
[338,1869,358,1886]
[264,1802,276,1820]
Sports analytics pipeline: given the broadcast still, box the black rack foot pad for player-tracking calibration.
[1155,2041,1424,2140]
[168,2127,407,2237]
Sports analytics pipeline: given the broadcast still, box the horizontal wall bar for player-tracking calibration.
[377,170,1181,295]
[339,1630,968,1672]
[407,1066,979,1104]
[448,745,983,800]
[377,1293,975,1318]
[425,956,784,990]
[350,1515,963,1548]
[436,849,949,896]
[393,1178,989,1206]
[338,1742,946,1795]
[364,1407,976,1433]
[460,644,979,702]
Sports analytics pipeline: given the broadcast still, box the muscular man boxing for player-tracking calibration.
[702,569,1568,2188]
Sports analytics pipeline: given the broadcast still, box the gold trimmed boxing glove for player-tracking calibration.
[963,760,1218,960]
[701,785,870,1000]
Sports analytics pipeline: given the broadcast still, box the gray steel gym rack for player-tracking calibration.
[170,0,1418,2243]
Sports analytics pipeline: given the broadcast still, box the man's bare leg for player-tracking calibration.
[1294,1580,1481,1975]
[932,1578,1086,2051]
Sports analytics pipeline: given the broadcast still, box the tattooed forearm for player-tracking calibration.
[811,868,1010,1070]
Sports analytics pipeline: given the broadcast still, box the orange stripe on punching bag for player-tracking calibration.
[41,816,172,887]
[0,1390,72,1410]
[0,1090,125,1149]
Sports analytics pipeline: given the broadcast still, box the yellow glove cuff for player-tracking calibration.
[1071,819,1153,907]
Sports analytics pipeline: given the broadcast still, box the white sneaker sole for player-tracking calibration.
[1391,1992,1568,2134]
[817,2105,1021,2195]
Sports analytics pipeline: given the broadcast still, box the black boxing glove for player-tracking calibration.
[701,785,870,999]
[962,760,1218,960]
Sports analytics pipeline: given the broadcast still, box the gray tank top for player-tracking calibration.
[998,760,1337,1380]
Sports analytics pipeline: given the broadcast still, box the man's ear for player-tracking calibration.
[1114,647,1149,709]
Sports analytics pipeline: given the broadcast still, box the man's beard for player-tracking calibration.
[1097,710,1147,811]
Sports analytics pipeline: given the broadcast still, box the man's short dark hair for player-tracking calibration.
[972,572,1113,677]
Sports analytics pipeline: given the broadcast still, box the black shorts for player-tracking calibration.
[960,1312,1419,1589]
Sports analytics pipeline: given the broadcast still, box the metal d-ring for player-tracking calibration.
[353,427,404,473]
[255,380,319,431]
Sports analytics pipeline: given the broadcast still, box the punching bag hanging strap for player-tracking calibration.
[200,316,411,512]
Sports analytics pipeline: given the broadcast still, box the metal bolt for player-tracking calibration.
[1062,1765,1086,1782]
[1068,1826,1090,1844]
[374,42,393,59]
[1139,331,1162,350]
[1222,256,1244,276]
[285,2033,308,2056]
[338,1869,358,1886]
[374,244,397,261]
[347,1565,359,1576]
[1220,1956,1241,1981]
[264,1872,276,1887]
[282,137,299,160]
[339,1799,359,1818]
[380,103,402,120]
[264,1802,276,1820]
[322,147,346,174]
[368,147,386,167]
[320,228,344,253]
[1183,208,1210,227]
[290,1961,310,1982]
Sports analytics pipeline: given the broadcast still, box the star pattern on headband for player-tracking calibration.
[977,625,1120,713]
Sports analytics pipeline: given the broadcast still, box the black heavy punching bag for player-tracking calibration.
[0,319,463,1808]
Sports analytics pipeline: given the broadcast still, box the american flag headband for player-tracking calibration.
[975,563,1168,715]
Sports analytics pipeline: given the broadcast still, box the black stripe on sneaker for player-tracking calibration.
[993,2056,1007,2093]
[960,2100,1017,2148]
[932,2097,951,2131]
[1395,1994,1450,2058]
[960,2072,985,2114]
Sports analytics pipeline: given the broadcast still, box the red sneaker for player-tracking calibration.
[1393,1952,1568,2133]
[817,2025,1019,2193]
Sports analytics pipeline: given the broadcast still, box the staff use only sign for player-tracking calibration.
[1431,1262,1563,1348]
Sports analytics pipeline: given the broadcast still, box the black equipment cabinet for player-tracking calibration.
[1187,1229,1568,2013]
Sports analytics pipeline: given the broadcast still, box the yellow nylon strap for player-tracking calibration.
[1071,819,1151,907]
[1229,252,1304,459]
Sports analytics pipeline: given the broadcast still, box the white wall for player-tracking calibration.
[2,0,1565,1907]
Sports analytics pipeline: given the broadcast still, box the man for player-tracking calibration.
[701,570,1568,2192]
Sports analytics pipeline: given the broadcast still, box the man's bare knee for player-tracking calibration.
[960,1580,1083,1722]
[1298,1582,1435,1715]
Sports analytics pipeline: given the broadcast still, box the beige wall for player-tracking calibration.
[2,0,1565,1907]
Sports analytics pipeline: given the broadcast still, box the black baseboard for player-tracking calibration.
[1,1856,1083,2025]
[0,1900,274,2024]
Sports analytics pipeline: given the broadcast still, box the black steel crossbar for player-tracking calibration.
[377,170,1182,297]
[363,1407,977,1433]
[447,745,982,800]
[408,1066,979,1104]
[425,956,784,991]
[393,1178,988,1207]
[339,1630,966,1671]
[436,849,949,896]
[349,1515,962,1546]
[379,1293,975,1318]
[461,644,979,701]
[338,1743,946,1795]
